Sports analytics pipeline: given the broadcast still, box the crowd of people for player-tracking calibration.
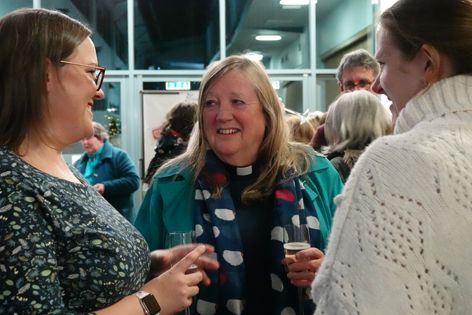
[1,0,472,314]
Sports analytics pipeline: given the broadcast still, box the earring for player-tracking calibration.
[421,81,428,89]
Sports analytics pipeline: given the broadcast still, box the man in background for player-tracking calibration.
[311,49,380,151]
[337,48,379,95]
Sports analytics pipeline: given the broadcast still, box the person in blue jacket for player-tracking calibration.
[74,122,140,223]
[135,55,344,315]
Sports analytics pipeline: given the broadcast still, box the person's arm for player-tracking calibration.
[312,137,438,314]
[135,166,195,251]
[102,150,140,197]
[0,199,213,315]
[303,154,344,251]
[279,154,343,289]
[134,178,167,251]
[95,246,211,315]
[0,188,96,314]
[148,245,219,285]
[312,148,382,314]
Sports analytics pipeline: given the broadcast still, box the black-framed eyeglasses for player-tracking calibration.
[60,60,106,91]
[342,80,372,91]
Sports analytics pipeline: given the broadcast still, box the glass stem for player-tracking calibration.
[298,287,304,315]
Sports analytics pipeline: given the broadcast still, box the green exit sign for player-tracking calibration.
[166,81,191,90]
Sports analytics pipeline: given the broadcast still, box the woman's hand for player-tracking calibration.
[149,244,219,285]
[92,245,219,315]
[282,247,324,288]
[93,183,105,195]
[142,245,207,315]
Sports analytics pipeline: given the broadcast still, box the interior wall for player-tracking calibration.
[285,81,303,113]
[271,26,310,69]
[322,36,371,111]
[0,1,32,15]
[316,0,373,68]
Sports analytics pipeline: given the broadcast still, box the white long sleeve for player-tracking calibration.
[313,75,472,315]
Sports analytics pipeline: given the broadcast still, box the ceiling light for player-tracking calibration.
[256,35,282,41]
[280,0,310,5]
[245,53,263,61]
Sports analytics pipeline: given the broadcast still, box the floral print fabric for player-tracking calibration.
[0,147,150,314]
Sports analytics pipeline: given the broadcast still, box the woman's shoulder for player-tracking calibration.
[298,147,343,186]
[305,149,331,172]
[155,161,194,182]
[107,142,131,157]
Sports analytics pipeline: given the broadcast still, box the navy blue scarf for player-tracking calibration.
[194,151,321,314]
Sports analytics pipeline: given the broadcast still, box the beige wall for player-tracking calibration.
[320,28,373,111]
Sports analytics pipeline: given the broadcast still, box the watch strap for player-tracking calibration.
[133,291,161,315]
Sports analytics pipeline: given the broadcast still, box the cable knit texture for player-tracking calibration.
[312,75,472,315]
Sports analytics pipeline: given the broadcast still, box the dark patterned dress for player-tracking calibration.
[0,147,150,314]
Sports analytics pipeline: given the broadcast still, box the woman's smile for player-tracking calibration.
[203,69,266,166]
[217,128,239,135]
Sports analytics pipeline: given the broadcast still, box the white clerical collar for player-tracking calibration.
[236,165,253,176]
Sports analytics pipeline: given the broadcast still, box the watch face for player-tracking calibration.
[143,293,161,314]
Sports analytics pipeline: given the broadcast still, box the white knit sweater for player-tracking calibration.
[312,75,472,315]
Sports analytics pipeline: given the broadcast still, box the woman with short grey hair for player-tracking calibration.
[323,90,392,183]
[92,121,110,141]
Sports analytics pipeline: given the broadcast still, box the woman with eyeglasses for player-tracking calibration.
[0,8,218,315]
[312,0,472,313]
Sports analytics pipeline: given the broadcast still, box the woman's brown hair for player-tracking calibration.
[286,115,315,144]
[0,8,92,152]
[160,102,197,141]
[379,0,472,83]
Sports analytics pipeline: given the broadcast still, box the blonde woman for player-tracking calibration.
[136,55,343,314]
[286,115,316,144]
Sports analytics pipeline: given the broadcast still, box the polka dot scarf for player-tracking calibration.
[194,151,321,314]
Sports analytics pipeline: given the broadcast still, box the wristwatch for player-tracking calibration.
[133,291,161,315]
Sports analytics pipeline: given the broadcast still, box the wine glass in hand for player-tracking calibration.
[169,231,198,273]
[168,230,198,315]
[284,224,310,315]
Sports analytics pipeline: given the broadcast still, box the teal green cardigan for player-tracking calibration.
[135,154,343,253]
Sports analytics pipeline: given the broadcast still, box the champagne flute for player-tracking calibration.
[284,224,310,315]
[168,230,197,315]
